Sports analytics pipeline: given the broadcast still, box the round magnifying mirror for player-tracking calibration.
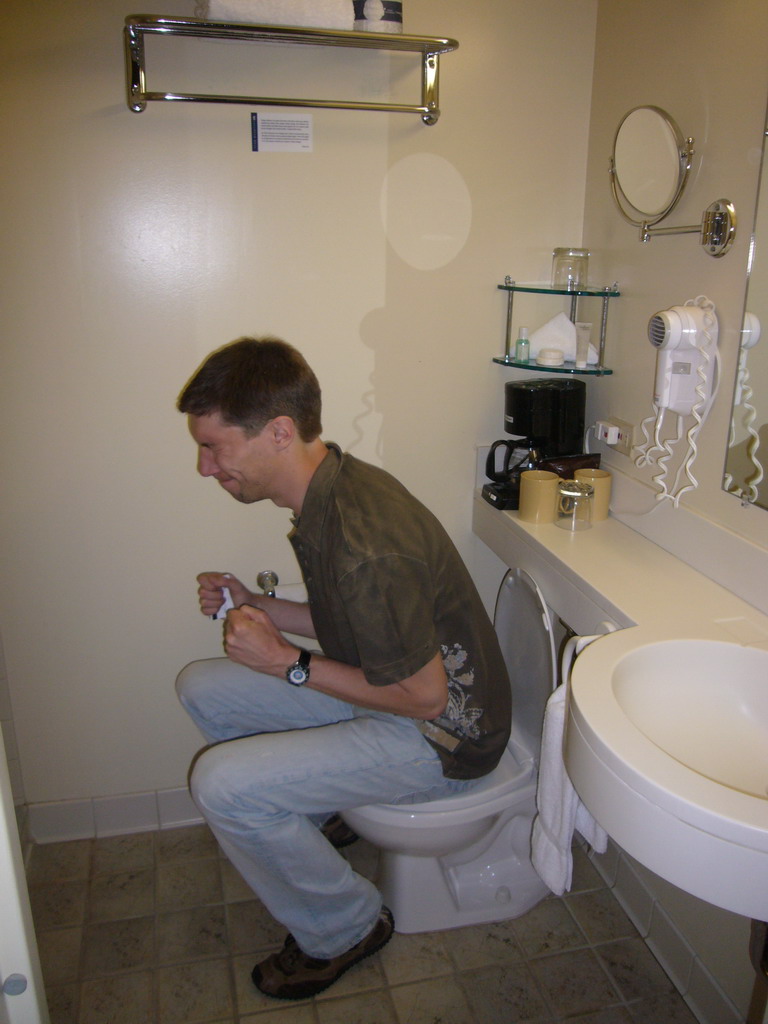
[610,106,694,226]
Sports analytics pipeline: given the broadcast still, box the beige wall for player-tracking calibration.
[583,0,768,544]
[0,0,596,804]
[582,1,768,1015]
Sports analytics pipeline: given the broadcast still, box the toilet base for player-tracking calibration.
[375,811,549,933]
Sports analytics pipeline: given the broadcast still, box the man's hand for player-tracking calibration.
[223,604,297,677]
[197,572,254,617]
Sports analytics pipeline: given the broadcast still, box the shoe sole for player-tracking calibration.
[252,907,394,1001]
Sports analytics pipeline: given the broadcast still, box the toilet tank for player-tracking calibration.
[493,568,556,761]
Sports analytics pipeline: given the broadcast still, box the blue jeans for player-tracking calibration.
[175,658,475,958]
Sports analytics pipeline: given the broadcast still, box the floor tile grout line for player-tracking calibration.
[29,826,698,1024]
[552,893,648,1020]
[152,835,160,1024]
[218,855,242,1024]
[452,952,560,1024]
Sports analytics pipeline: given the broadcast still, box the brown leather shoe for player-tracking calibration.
[251,906,394,1000]
[320,813,359,849]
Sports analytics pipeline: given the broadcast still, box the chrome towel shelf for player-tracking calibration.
[124,16,458,125]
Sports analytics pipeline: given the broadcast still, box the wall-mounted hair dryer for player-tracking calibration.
[647,302,719,415]
[633,295,720,507]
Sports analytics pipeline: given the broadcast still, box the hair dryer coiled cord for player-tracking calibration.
[631,295,719,509]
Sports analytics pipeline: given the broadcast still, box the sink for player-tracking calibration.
[565,628,768,920]
[613,640,768,798]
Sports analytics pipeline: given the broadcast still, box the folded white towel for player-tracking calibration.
[531,682,607,895]
[354,0,403,32]
[202,0,354,30]
[530,312,599,365]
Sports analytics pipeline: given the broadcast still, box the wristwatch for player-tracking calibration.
[286,648,312,686]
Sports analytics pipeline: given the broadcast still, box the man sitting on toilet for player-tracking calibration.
[175,336,511,1001]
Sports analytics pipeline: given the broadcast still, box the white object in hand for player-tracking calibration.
[213,576,235,620]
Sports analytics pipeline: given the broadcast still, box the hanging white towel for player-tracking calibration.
[529,312,600,365]
[531,682,607,895]
[201,0,355,30]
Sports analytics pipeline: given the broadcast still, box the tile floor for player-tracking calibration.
[27,824,701,1024]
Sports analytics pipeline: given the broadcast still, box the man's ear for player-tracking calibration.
[268,415,297,451]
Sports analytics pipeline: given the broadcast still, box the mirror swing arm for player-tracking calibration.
[609,105,737,257]
[637,198,737,257]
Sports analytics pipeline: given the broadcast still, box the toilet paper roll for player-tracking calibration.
[518,470,559,524]
[574,468,612,521]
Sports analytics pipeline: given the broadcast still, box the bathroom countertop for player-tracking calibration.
[472,491,768,646]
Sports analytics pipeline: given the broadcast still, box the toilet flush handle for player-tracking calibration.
[257,570,279,598]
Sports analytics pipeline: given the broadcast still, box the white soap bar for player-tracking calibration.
[536,347,565,366]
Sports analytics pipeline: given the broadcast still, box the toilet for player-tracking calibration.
[342,567,557,933]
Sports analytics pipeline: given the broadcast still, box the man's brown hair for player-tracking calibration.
[177,337,322,441]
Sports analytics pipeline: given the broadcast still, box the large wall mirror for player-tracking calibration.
[723,106,768,508]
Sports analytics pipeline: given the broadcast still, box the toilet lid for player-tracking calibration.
[494,568,556,757]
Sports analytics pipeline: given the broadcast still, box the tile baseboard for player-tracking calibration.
[26,787,203,844]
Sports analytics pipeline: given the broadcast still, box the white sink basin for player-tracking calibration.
[566,628,768,920]
[613,640,768,798]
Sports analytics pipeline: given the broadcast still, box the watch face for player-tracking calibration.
[287,665,308,686]
[287,649,310,686]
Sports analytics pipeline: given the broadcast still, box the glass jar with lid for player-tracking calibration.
[551,247,589,290]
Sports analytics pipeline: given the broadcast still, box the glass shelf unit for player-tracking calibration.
[496,278,620,376]
[492,355,614,376]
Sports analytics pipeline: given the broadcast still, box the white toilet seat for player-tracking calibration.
[344,738,535,830]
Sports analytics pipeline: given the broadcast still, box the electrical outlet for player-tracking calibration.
[596,418,634,456]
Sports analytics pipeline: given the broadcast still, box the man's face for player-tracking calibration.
[187,412,276,504]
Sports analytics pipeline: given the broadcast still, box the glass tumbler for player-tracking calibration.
[552,248,589,290]
[556,479,593,531]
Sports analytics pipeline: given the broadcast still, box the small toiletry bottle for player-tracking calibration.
[575,322,591,369]
[515,327,530,362]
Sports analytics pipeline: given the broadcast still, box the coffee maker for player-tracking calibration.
[482,379,586,509]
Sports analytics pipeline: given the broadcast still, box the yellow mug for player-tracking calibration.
[518,470,559,524]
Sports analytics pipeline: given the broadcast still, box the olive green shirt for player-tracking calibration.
[288,445,511,780]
